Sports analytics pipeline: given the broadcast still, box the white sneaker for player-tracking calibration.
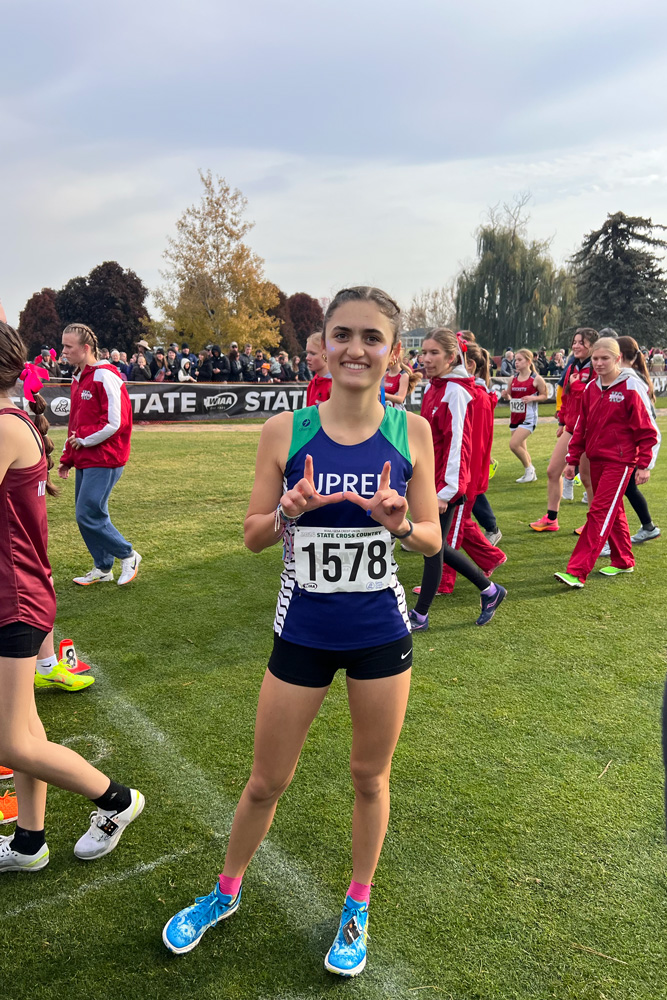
[601,542,611,557]
[562,477,574,501]
[631,526,661,544]
[0,835,50,872]
[118,550,142,586]
[74,788,145,860]
[484,529,503,546]
[516,467,537,483]
[581,491,589,504]
[73,567,114,586]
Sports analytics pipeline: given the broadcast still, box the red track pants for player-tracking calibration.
[440,495,505,593]
[566,461,635,582]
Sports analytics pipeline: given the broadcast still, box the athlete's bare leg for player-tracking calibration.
[221,670,329,877]
[510,427,532,469]
[546,430,572,511]
[347,669,412,885]
[0,655,110,821]
[36,630,56,661]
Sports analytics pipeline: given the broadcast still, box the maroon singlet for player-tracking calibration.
[0,408,56,632]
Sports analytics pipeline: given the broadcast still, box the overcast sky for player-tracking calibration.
[2,0,667,324]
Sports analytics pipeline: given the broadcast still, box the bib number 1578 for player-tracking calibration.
[294,527,393,594]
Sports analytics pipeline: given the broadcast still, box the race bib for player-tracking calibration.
[294,526,393,594]
[510,399,526,413]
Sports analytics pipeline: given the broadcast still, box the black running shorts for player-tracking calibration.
[268,632,413,688]
[0,622,49,658]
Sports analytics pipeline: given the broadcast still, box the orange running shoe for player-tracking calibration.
[530,515,559,532]
[573,525,585,536]
[0,792,18,824]
[0,766,13,781]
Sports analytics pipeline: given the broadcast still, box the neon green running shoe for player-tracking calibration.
[554,571,585,588]
[489,458,499,480]
[34,660,95,692]
[599,566,634,577]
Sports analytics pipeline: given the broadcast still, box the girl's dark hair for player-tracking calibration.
[0,322,57,496]
[229,348,239,361]
[617,335,655,401]
[323,286,401,345]
[573,327,599,350]
[465,342,490,385]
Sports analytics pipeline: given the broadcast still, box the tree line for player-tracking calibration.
[17,174,667,360]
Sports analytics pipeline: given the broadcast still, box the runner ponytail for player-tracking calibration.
[465,342,490,385]
[0,322,58,496]
[617,335,655,401]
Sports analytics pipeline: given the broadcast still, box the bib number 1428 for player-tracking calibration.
[294,526,393,594]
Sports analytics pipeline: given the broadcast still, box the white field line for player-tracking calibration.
[3,847,198,918]
[0,650,418,995]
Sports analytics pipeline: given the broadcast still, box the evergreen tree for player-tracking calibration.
[571,212,667,343]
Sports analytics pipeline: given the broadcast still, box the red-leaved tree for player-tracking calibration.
[287,292,324,348]
[18,288,63,359]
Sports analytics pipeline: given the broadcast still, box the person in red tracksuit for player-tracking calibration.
[555,337,659,588]
[305,332,333,406]
[531,328,598,532]
[58,323,141,587]
[409,329,506,629]
[438,343,506,594]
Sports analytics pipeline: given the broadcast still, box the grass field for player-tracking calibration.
[2,422,667,1000]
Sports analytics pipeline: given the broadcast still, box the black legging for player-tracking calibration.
[414,504,490,615]
[625,469,652,529]
[472,493,497,533]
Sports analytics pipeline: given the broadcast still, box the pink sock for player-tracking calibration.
[347,880,371,905]
[218,873,242,898]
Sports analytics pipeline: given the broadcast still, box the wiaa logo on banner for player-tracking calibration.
[203,392,238,412]
[50,397,71,415]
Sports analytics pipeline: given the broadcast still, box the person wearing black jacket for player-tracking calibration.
[131,355,153,381]
[535,348,549,377]
[226,348,243,382]
[196,351,213,381]
[164,348,179,382]
[276,351,295,381]
[210,346,227,382]
[239,342,254,381]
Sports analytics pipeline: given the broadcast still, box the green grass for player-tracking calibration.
[2,426,667,1000]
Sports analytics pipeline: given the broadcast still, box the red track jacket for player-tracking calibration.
[421,366,475,503]
[61,363,132,470]
[559,358,595,433]
[471,378,497,495]
[567,370,660,470]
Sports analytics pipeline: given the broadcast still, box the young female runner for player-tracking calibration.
[162,287,441,976]
[437,342,506,593]
[408,329,506,628]
[531,328,598,531]
[500,349,548,483]
[0,322,143,872]
[554,337,659,587]
[617,336,661,543]
[383,353,419,409]
[305,331,333,406]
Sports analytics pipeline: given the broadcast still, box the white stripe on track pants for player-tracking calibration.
[566,460,635,582]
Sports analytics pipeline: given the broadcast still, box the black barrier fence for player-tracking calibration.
[11,375,667,425]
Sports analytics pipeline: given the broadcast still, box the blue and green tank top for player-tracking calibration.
[275,405,413,650]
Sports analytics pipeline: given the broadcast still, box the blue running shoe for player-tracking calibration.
[162,885,241,955]
[475,584,507,626]
[324,895,369,977]
[408,609,428,632]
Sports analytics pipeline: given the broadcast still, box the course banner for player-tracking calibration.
[13,375,667,425]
